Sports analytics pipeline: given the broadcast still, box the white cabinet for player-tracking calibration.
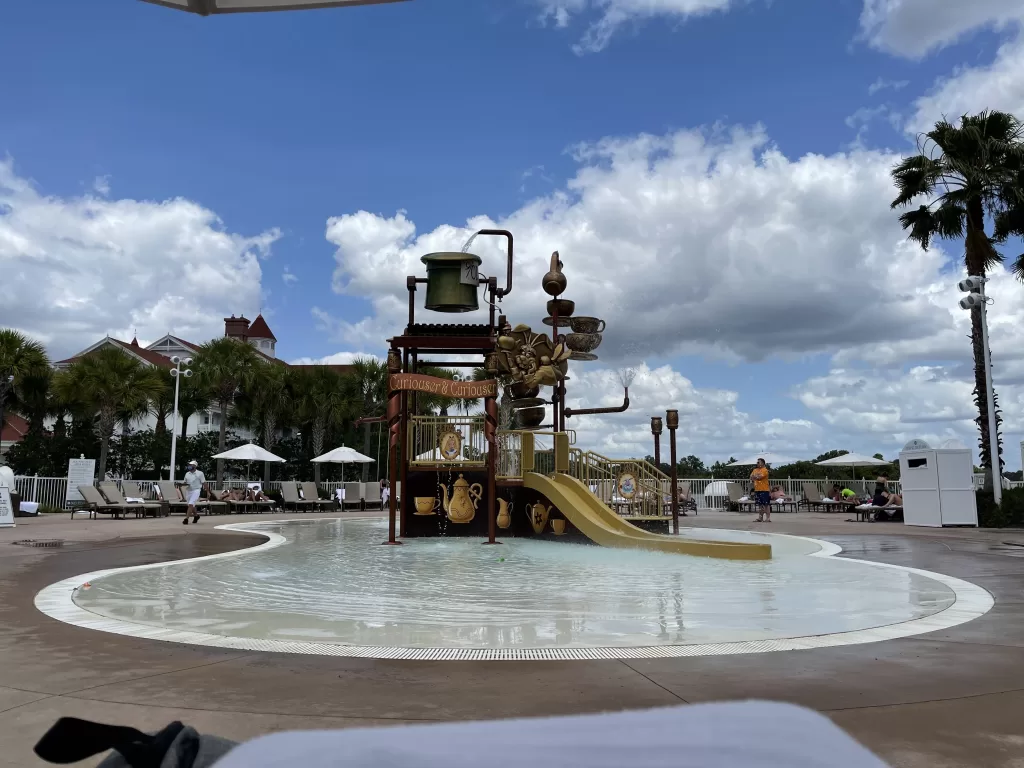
[898,440,978,527]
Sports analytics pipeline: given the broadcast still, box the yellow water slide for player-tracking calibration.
[524,472,771,560]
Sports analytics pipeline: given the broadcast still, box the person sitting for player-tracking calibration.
[247,487,269,502]
[840,487,858,503]
[828,485,843,502]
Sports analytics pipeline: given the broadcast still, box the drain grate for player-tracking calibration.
[12,539,65,548]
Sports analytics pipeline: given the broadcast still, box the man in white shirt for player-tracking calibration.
[182,460,205,525]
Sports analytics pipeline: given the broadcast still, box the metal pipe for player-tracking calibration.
[667,409,680,534]
[474,229,514,298]
[651,416,663,468]
[354,416,386,427]
[563,389,629,419]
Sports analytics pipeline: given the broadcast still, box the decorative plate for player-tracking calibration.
[571,352,599,362]
[617,472,638,500]
[510,397,547,409]
[438,427,463,462]
[542,316,573,328]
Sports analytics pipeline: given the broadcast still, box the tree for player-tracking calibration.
[238,363,292,482]
[60,348,165,478]
[0,329,48,450]
[294,366,347,485]
[891,111,1024,487]
[349,358,388,483]
[193,338,261,483]
[149,372,174,439]
[176,375,213,440]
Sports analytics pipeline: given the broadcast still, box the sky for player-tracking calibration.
[4,0,1024,468]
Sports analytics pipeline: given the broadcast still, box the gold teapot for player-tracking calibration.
[441,474,483,524]
[527,501,552,534]
[497,498,512,529]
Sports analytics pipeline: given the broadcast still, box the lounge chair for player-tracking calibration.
[362,483,383,510]
[77,485,129,519]
[343,481,363,511]
[799,483,836,512]
[726,483,753,512]
[854,503,904,523]
[156,481,228,516]
[281,481,318,512]
[99,482,163,519]
[119,480,169,517]
[301,482,334,512]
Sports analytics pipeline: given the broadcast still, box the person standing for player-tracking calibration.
[182,459,204,525]
[751,458,771,523]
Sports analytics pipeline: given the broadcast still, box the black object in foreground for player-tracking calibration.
[34,717,236,768]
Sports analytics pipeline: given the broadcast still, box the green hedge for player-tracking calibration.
[976,488,1024,528]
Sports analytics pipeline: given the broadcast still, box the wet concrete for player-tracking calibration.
[0,512,1022,766]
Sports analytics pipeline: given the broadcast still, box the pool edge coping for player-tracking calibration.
[33,518,994,662]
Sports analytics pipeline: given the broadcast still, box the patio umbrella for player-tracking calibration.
[311,445,375,482]
[815,452,891,480]
[727,452,800,467]
[211,443,285,481]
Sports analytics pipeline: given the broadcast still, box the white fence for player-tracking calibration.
[12,474,1024,512]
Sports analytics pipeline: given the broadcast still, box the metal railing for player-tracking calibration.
[408,415,488,467]
[496,431,522,479]
[568,450,672,518]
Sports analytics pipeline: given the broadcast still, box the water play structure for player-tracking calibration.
[371,230,771,560]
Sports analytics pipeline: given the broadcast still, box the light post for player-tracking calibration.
[959,276,1001,506]
[666,409,680,534]
[651,416,663,469]
[168,356,193,482]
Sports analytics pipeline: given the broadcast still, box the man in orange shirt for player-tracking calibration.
[751,458,771,523]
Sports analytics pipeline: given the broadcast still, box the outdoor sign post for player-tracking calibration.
[0,487,15,528]
[65,455,97,509]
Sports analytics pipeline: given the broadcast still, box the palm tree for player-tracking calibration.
[15,367,53,437]
[0,329,48,446]
[62,348,165,477]
[890,110,1024,486]
[350,357,388,483]
[149,372,174,439]
[294,366,347,484]
[176,374,213,441]
[193,338,262,482]
[241,363,292,482]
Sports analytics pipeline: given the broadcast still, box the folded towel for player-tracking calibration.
[125,497,145,504]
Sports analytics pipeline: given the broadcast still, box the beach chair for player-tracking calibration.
[301,482,334,512]
[118,480,169,517]
[678,481,698,516]
[99,481,163,518]
[362,483,383,510]
[343,482,363,511]
[281,481,318,512]
[77,485,129,519]
[242,483,276,514]
[726,483,752,512]
[799,483,833,512]
[156,481,229,516]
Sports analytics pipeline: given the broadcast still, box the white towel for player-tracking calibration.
[125,497,145,504]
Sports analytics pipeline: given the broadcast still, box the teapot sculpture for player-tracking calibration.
[497,498,512,529]
[441,474,483,524]
[542,251,566,297]
[527,501,552,534]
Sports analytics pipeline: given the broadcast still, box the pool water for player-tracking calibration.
[71,519,958,650]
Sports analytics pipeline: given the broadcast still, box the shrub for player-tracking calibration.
[976,488,1024,528]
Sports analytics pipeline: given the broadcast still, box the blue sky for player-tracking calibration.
[3,0,1024,465]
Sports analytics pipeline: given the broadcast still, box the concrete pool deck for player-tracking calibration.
[1,510,1023,767]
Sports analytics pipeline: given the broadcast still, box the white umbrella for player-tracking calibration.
[311,445,375,484]
[212,444,286,462]
[211,443,285,481]
[727,452,799,467]
[816,452,890,480]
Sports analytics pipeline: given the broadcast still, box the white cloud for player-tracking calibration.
[868,77,909,95]
[908,31,1024,135]
[282,266,298,284]
[538,0,738,53]
[0,159,280,359]
[320,122,1024,465]
[289,351,380,366]
[92,175,111,196]
[860,0,1024,58]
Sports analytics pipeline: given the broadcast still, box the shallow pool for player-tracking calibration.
[70,518,958,651]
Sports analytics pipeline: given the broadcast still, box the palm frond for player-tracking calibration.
[890,155,941,208]
[897,206,938,249]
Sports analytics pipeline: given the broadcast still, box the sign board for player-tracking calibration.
[459,260,479,286]
[389,374,497,400]
[0,487,14,528]
[65,458,97,506]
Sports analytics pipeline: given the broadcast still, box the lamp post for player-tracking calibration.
[666,409,680,534]
[958,276,1001,506]
[651,416,663,469]
[168,356,193,482]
